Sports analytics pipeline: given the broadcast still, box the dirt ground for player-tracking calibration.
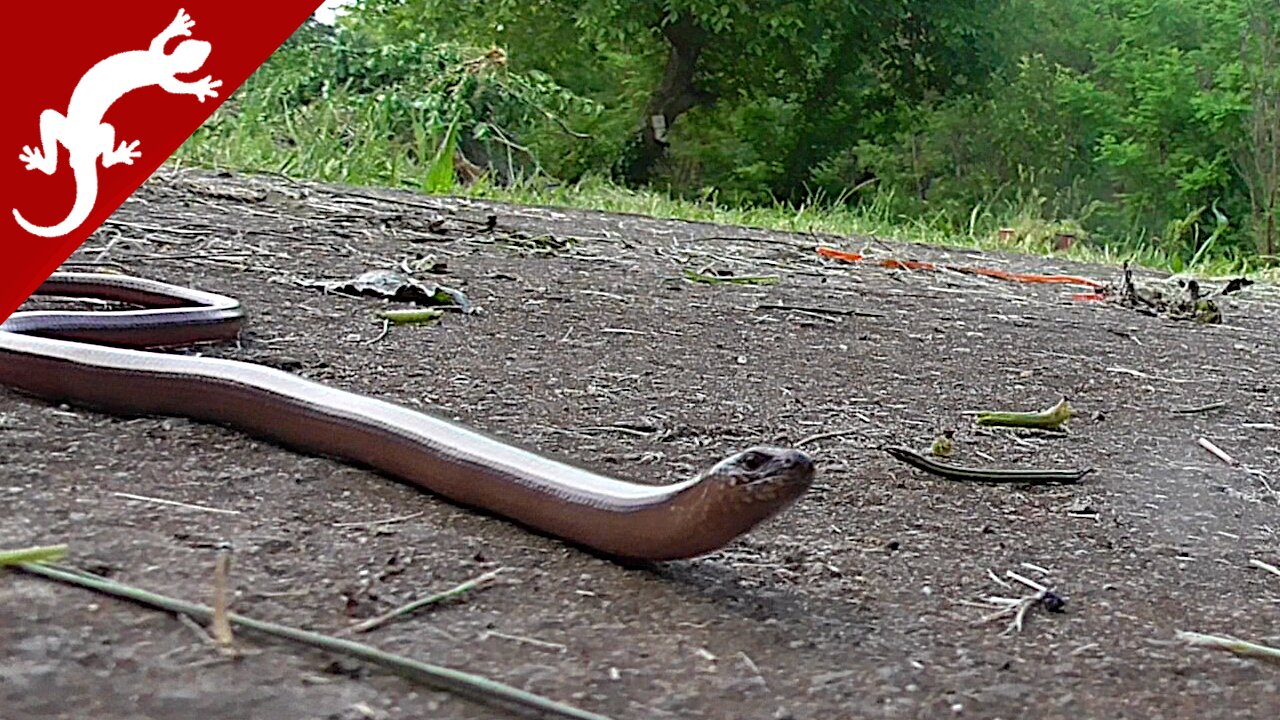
[2,168,1278,720]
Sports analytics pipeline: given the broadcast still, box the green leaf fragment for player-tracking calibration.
[377,308,446,325]
[976,398,1076,430]
[0,544,68,567]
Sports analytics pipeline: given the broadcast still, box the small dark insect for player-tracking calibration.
[1039,590,1067,613]
[1221,276,1255,296]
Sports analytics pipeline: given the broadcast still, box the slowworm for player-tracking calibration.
[0,273,815,561]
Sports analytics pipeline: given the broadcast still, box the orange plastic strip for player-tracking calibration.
[816,246,864,263]
[963,266,1105,289]
[815,247,1104,290]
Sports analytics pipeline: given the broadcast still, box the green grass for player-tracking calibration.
[175,88,452,195]
[461,174,1240,276]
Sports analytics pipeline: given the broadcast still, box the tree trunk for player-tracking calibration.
[620,15,710,185]
[1241,3,1280,258]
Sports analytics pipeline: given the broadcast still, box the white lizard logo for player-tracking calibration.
[12,8,222,238]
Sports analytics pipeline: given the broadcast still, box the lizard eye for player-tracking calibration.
[739,451,767,472]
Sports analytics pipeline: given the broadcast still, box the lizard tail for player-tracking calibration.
[13,162,99,238]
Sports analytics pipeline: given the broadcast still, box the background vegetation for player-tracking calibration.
[177,0,1280,273]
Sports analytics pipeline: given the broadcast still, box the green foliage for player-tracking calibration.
[854,54,1105,219]
[346,0,997,185]
[178,0,1280,270]
[177,20,594,189]
[856,0,1268,264]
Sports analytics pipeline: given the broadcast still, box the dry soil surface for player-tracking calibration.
[2,169,1279,720]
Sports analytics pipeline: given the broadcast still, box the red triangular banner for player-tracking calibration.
[1,2,323,320]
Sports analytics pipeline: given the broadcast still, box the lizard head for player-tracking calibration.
[171,40,213,74]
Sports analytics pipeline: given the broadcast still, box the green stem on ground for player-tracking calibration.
[0,545,68,567]
[348,569,503,634]
[1178,631,1280,665]
[884,446,1092,484]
